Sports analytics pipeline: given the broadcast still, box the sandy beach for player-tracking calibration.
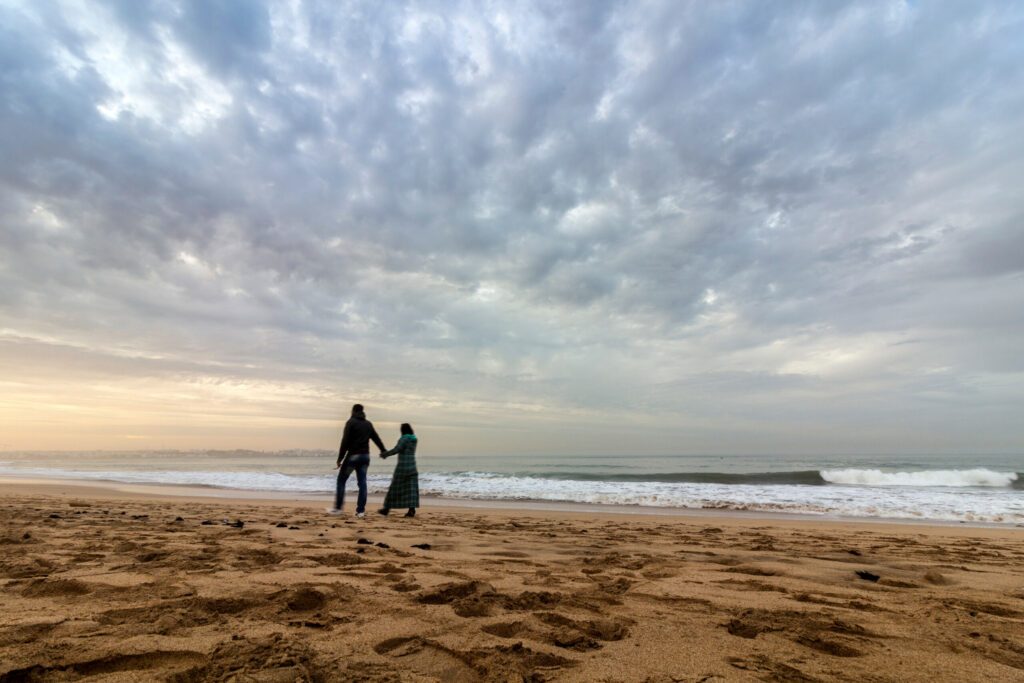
[2,480,1023,682]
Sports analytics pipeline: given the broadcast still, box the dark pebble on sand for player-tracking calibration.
[201,520,215,526]
[288,526,300,530]
[847,549,862,556]
[48,514,60,519]
[357,538,373,545]
[318,533,325,537]
[356,548,366,554]
[375,542,390,549]
[174,517,184,523]
[22,532,31,540]
[411,543,431,550]
[229,520,244,528]
[855,570,880,582]
[276,522,288,528]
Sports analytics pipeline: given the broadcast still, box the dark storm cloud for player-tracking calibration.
[1,0,1023,452]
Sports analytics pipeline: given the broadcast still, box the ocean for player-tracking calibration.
[1,451,1021,525]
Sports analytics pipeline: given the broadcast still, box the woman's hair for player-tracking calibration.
[400,423,414,435]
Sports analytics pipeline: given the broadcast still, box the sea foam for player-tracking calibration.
[1,462,1021,524]
[820,468,1017,488]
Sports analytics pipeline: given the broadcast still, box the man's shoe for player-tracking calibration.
[326,508,343,515]
[377,508,390,516]
[404,509,416,518]
[355,512,366,518]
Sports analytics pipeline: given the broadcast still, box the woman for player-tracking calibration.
[377,423,419,518]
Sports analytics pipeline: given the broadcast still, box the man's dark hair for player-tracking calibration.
[352,403,364,414]
[400,423,414,435]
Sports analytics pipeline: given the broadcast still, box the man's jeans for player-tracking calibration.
[335,454,370,512]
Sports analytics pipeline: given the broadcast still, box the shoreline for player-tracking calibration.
[1,475,1021,534]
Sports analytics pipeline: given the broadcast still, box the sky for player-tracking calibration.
[1,0,1023,456]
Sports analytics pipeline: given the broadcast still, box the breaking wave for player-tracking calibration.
[820,468,1020,489]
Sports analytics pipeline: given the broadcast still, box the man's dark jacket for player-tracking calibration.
[338,413,385,464]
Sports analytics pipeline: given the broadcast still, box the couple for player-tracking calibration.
[329,404,419,518]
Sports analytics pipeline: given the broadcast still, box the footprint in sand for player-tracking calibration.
[480,613,625,653]
[21,578,92,598]
[374,636,574,681]
[0,618,65,647]
[713,578,788,594]
[720,564,777,577]
[417,580,499,617]
[722,608,880,658]
[727,655,818,682]
[2,650,206,681]
[165,634,342,681]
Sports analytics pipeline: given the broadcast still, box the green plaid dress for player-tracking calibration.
[382,434,419,509]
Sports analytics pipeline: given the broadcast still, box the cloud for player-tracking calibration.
[1,0,1022,453]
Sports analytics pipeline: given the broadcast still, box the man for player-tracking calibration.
[329,403,386,517]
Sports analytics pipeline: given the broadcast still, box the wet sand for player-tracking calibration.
[1,480,1023,682]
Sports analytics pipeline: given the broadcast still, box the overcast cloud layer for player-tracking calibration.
[1,0,1023,454]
